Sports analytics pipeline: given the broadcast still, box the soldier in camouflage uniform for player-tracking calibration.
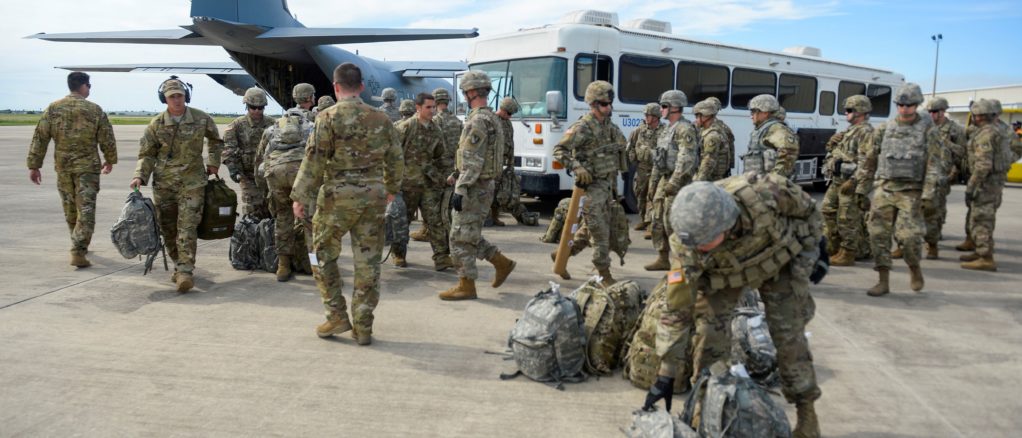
[223,87,275,218]
[490,97,540,227]
[920,97,966,259]
[692,98,733,182]
[392,93,453,271]
[705,97,736,178]
[130,77,223,293]
[626,102,662,231]
[410,87,460,244]
[28,71,117,268]
[643,177,825,438]
[821,95,874,266]
[553,80,628,284]
[959,99,1011,271]
[315,95,335,115]
[645,90,700,272]
[380,87,401,122]
[743,94,800,177]
[439,71,517,300]
[291,63,404,345]
[399,99,415,121]
[854,83,942,296]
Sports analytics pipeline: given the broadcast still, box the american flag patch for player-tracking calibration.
[668,270,685,284]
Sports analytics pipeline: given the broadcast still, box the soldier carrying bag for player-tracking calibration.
[110,190,167,275]
[198,175,238,240]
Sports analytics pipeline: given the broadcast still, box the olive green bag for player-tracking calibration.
[198,176,238,240]
[573,277,645,376]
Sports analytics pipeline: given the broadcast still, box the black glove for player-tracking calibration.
[229,172,242,183]
[642,375,675,412]
[810,236,829,284]
[832,158,843,176]
[451,193,463,212]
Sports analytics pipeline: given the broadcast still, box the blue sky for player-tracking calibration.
[1,0,1019,114]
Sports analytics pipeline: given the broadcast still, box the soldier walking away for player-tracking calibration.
[625,102,663,231]
[743,94,800,177]
[439,71,517,301]
[379,87,400,122]
[643,177,825,438]
[314,95,336,116]
[822,95,874,266]
[291,83,317,121]
[291,63,404,345]
[959,99,1011,271]
[853,83,942,296]
[921,97,966,259]
[645,90,700,272]
[223,87,275,219]
[692,98,733,182]
[130,76,224,293]
[398,99,416,122]
[490,97,540,227]
[553,80,628,284]
[28,71,117,268]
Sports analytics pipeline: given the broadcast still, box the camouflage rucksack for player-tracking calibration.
[731,299,778,381]
[229,215,262,270]
[257,217,278,273]
[384,194,409,249]
[681,362,791,438]
[110,190,166,275]
[622,407,698,438]
[501,284,588,389]
[571,277,646,375]
[622,276,692,394]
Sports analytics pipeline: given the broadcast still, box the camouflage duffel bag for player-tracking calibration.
[501,284,587,389]
[229,215,262,270]
[681,362,791,438]
[572,277,646,375]
[621,276,692,394]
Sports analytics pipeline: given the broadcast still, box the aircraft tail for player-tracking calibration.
[190,0,300,28]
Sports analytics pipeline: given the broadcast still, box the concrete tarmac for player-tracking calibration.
[1,125,1020,437]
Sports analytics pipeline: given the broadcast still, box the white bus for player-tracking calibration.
[455,10,905,212]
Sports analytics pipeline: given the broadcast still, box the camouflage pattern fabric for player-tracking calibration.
[626,121,663,223]
[622,276,693,393]
[623,407,699,438]
[429,107,460,245]
[223,114,275,217]
[257,217,278,273]
[380,101,401,123]
[450,106,503,280]
[730,306,777,379]
[494,117,537,224]
[967,123,1007,257]
[821,123,873,257]
[743,118,799,177]
[255,107,312,258]
[393,116,449,261]
[571,278,646,375]
[924,118,966,245]
[111,190,163,261]
[229,215,261,270]
[28,94,117,255]
[504,286,587,386]
[264,163,301,256]
[695,120,732,182]
[650,118,700,255]
[682,364,791,438]
[134,107,224,273]
[290,95,404,332]
[541,197,573,244]
[384,193,410,252]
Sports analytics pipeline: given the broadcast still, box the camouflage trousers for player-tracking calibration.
[821,180,870,257]
[541,197,573,243]
[449,180,500,280]
[153,185,204,274]
[56,171,99,255]
[578,178,613,270]
[238,173,268,218]
[312,182,387,334]
[265,163,299,256]
[494,166,534,224]
[650,177,677,255]
[968,177,1004,257]
[923,183,951,245]
[868,188,924,269]
[633,165,653,224]
[396,186,450,262]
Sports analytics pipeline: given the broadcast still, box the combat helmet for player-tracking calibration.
[844,95,872,114]
[970,99,998,116]
[748,94,780,113]
[500,97,520,115]
[893,83,924,106]
[243,87,268,107]
[317,95,335,112]
[584,80,615,104]
[381,87,397,102]
[925,97,949,112]
[460,71,492,92]
[693,99,719,116]
[292,83,315,103]
[643,102,661,117]
[399,99,415,116]
[669,181,739,247]
[989,98,1003,115]
[659,90,687,108]
[433,87,451,103]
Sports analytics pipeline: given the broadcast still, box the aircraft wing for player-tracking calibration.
[388,61,467,78]
[25,29,217,45]
[256,27,479,45]
[52,62,246,75]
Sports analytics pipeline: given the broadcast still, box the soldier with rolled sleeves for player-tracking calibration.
[692,98,732,182]
[959,99,1011,271]
[645,90,700,272]
[642,176,826,438]
[490,97,539,227]
[409,87,461,244]
[553,80,628,284]
[222,87,275,219]
[743,94,800,177]
[822,95,874,266]
[853,83,943,296]
[439,71,517,301]
[291,63,404,344]
[625,102,663,232]
[27,71,117,268]
[920,97,965,259]
[130,77,224,293]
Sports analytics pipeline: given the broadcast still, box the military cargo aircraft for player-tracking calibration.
[25,0,478,106]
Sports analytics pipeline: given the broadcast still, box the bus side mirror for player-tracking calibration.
[546,91,563,116]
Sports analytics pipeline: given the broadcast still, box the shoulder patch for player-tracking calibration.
[668,270,685,284]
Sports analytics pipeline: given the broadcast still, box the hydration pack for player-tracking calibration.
[110,190,166,275]
[501,284,588,389]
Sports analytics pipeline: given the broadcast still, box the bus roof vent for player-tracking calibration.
[560,10,619,27]
[622,18,672,34]
[783,46,822,57]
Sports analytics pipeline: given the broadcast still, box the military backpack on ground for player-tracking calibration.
[681,362,791,438]
[622,276,692,394]
[257,217,278,273]
[622,407,698,438]
[198,176,238,240]
[572,277,646,375]
[110,190,166,275]
[500,284,587,389]
[229,215,262,270]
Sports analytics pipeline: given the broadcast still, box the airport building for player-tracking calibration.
[934,84,1022,126]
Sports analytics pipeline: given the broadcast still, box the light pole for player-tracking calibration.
[931,34,943,97]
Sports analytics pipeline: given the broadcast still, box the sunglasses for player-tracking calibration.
[247,105,265,111]
[597,101,612,107]
[845,108,856,114]
[660,104,670,109]
[896,103,916,108]
[928,110,941,114]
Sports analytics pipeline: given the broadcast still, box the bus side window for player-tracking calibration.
[574,54,613,100]
[819,91,835,116]
[732,68,777,109]
[837,81,866,111]
[867,84,892,118]
[678,62,730,108]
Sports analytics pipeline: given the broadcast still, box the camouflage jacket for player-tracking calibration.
[855,114,943,199]
[714,119,736,173]
[134,107,223,191]
[290,96,404,207]
[254,110,311,176]
[396,116,446,191]
[28,94,117,173]
[222,114,275,177]
[625,121,662,173]
[500,117,516,168]
[662,118,701,192]
[380,102,401,123]
[969,123,1006,183]
[824,122,873,184]
[747,118,799,177]
[554,112,627,181]
[455,106,503,194]
[433,109,462,179]
[696,121,731,182]
[933,119,966,182]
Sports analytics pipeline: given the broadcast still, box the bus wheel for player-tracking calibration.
[622,171,639,214]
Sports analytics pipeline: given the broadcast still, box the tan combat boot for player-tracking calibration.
[829,248,855,267]
[643,251,671,271]
[276,255,293,282]
[643,228,653,240]
[925,243,939,260]
[959,252,980,262]
[598,268,616,286]
[70,252,91,268]
[891,246,903,259]
[176,272,194,293]
[867,268,890,297]
[434,255,454,272]
[793,401,820,438]
[439,277,477,301]
[351,327,372,346]
[393,254,408,268]
[488,251,516,287]
[955,238,975,252]
[489,207,505,227]
[316,317,352,338]
[962,255,997,272]
[410,228,429,242]
[632,220,649,231]
[908,265,924,292]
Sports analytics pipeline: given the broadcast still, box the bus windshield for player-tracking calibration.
[469,57,567,118]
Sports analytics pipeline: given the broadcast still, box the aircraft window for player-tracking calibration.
[677,62,730,108]
[471,57,568,118]
[779,74,817,113]
[867,84,892,118]
[731,68,776,109]
[819,91,835,116]
[618,54,674,104]
[574,54,613,101]
[837,81,866,111]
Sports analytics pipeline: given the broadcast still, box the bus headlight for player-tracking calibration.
[524,157,543,169]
